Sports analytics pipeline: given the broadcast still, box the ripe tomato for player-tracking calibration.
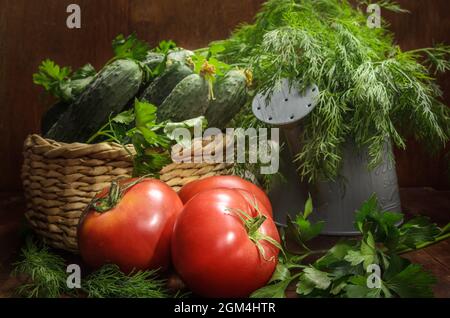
[78,178,183,273]
[172,188,280,298]
[178,175,273,217]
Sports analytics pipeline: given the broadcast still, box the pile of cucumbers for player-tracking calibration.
[41,37,251,144]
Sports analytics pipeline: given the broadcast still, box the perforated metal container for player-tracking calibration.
[269,138,402,235]
[252,79,401,235]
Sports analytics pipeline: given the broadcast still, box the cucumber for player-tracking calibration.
[167,49,194,64]
[157,74,209,123]
[41,102,70,135]
[144,52,165,70]
[205,70,250,129]
[59,76,95,102]
[140,61,193,106]
[45,59,143,143]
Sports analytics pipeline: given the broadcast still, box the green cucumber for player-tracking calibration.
[41,102,70,135]
[45,59,143,143]
[140,61,193,106]
[59,76,95,102]
[143,52,165,70]
[157,74,209,123]
[167,49,194,64]
[205,70,250,129]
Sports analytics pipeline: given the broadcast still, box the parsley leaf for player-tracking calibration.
[250,279,293,298]
[315,241,355,268]
[112,33,150,62]
[111,109,135,125]
[344,275,384,298]
[355,194,403,251]
[299,267,332,292]
[133,99,170,148]
[285,197,324,250]
[154,40,177,54]
[71,63,96,80]
[33,60,96,102]
[33,59,72,100]
[385,264,436,298]
[253,195,445,298]
[398,217,441,250]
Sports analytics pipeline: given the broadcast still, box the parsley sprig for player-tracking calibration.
[112,33,150,62]
[33,60,96,102]
[87,99,207,177]
[252,195,450,298]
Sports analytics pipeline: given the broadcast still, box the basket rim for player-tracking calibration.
[24,134,135,159]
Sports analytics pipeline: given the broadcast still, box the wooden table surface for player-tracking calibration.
[1,188,449,298]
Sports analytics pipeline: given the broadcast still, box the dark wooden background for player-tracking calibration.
[0,0,449,192]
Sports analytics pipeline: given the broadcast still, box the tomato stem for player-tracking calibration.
[90,176,150,213]
[229,207,283,263]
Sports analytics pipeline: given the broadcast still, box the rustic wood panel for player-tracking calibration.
[0,0,132,192]
[384,0,450,190]
[128,0,265,49]
[0,0,449,191]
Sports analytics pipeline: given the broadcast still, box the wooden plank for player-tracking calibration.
[403,246,450,298]
[400,188,450,226]
[0,0,130,192]
[385,0,450,190]
[128,0,264,49]
[426,240,450,271]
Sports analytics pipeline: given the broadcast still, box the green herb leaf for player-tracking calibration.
[398,216,441,249]
[33,60,96,102]
[303,195,313,219]
[300,267,332,291]
[12,237,71,298]
[315,241,355,268]
[344,275,383,298]
[208,42,226,56]
[33,59,72,100]
[296,217,325,243]
[355,195,402,250]
[344,250,366,266]
[250,279,292,298]
[71,63,96,80]
[112,109,135,125]
[83,264,169,298]
[385,264,436,298]
[154,40,177,54]
[296,276,316,296]
[135,99,158,128]
[269,263,292,283]
[113,33,150,62]
[164,116,207,148]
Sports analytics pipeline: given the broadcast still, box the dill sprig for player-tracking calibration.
[12,238,69,298]
[83,265,169,298]
[218,0,450,182]
[13,238,172,298]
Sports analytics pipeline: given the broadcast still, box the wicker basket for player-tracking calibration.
[21,134,232,253]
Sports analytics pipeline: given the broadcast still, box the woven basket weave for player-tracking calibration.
[21,134,232,253]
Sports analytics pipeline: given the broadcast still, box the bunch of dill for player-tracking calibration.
[13,238,170,298]
[217,0,450,182]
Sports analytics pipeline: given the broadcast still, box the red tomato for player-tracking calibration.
[178,176,273,217]
[78,178,183,273]
[172,188,280,298]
